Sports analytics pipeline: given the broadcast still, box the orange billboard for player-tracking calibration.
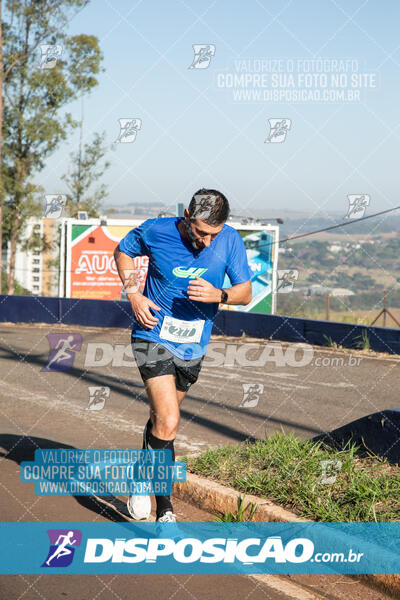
[66,222,148,300]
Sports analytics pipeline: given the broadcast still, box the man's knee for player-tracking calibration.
[153,413,179,439]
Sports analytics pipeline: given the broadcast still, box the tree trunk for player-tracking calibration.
[0,0,4,287]
[7,218,18,295]
[6,21,29,296]
[0,205,3,293]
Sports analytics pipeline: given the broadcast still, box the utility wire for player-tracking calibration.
[276,205,400,246]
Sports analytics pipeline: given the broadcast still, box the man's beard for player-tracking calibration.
[185,219,203,250]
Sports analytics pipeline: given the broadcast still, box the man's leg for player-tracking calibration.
[131,339,202,520]
[144,388,186,431]
[143,374,181,519]
[176,389,187,406]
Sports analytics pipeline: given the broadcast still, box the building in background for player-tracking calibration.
[10,217,60,296]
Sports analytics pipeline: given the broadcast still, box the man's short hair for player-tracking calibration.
[188,188,230,226]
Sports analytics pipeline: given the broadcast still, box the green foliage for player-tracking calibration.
[1,0,103,292]
[62,132,110,217]
[186,433,400,522]
[1,268,32,295]
[214,495,258,522]
[323,334,335,348]
[354,329,371,350]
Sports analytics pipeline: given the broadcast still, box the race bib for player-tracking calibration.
[159,315,205,344]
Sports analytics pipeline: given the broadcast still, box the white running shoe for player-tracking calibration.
[126,418,152,520]
[156,511,184,541]
[126,494,151,520]
[156,510,176,523]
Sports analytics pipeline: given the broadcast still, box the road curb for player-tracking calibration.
[174,471,309,523]
[174,471,400,598]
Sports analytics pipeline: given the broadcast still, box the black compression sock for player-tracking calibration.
[146,430,175,518]
[142,418,153,449]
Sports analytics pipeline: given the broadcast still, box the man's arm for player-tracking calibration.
[221,280,252,306]
[187,277,252,305]
[113,245,140,293]
[114,245,161,329]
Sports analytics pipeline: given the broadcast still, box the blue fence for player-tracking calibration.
[1,294,400,354]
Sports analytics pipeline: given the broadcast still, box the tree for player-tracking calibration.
[1,0,102,294]
[62,131,110,217]
[0,0,91,284]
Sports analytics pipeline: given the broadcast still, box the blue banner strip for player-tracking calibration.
[1,522,399,574]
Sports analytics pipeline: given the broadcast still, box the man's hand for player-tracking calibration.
[129,293,161,329]
[187,276,220,303]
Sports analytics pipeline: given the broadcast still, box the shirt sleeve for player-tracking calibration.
[119,219,153,257]
[225,231,252,285]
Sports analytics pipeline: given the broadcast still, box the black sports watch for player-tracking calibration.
[220,289,228,304]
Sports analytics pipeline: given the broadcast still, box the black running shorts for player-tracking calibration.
[131,338,204,392]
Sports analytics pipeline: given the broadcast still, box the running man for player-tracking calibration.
[114,189,252,523]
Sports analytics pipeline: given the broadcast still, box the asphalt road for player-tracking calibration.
[0,322,397,600]
[1,322,398,454]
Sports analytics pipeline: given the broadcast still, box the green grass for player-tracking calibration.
[214,495,258,522]
[323,334,336,348]
[354,329,371,350]
[184,432,400,522]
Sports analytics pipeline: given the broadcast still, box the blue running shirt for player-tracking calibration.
[119,217,252,359]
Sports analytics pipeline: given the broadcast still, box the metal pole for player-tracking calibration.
[383,292,387,327]
[326,293,330,321]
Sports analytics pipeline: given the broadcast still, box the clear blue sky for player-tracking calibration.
[39,0,400,220]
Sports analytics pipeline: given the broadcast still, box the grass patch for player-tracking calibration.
[323,334,337,348]
[354,329,371,350]
[214,495,259,522]
[184,432,400,522]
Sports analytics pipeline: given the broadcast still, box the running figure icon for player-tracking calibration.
[42,333,82,372]
[45,531,77,566]
[47,335,79,369]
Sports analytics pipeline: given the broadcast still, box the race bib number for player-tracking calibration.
[159,315,205,344]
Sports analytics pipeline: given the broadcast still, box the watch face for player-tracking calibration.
[221,290,228,303]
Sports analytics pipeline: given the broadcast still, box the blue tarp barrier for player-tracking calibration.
[1,294,399,354]
[313,409,400,464]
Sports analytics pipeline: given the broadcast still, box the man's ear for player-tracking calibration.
[184,208,190,220]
